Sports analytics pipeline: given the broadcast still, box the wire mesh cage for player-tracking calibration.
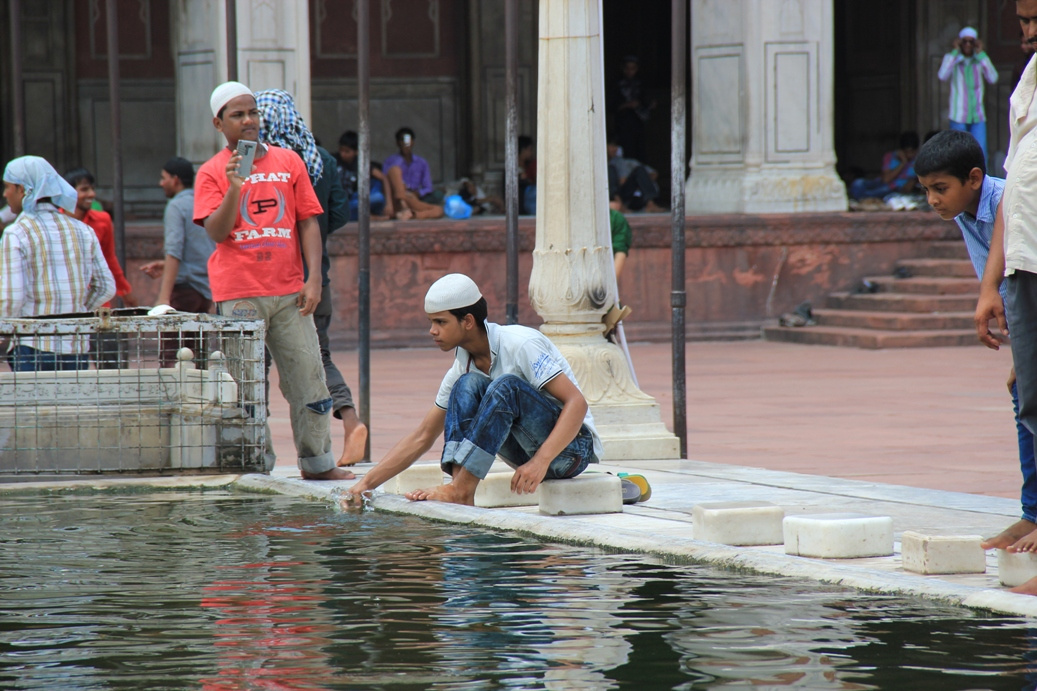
[0,308,268,478]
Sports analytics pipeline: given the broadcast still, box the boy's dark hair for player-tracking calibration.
[339,130,358,150]
[518,135,533,152]
[899,131,920,150]
[449,297,488,332]
[914,130,986,180]
[162,157,195,188]
[395,126,415,142]
[64,167,95,188]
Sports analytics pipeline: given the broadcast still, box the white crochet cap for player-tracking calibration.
[425,273,483,313]
[959,27,978,40]
[210,81,254,118]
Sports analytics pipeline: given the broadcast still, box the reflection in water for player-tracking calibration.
[0,492,1035,690]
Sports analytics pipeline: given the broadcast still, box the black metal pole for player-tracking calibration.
[225,0,238,81]
[670,0,688,458]
[9,0,24,157]
[504,0,519,324]
[357,0,372,457]
[105,0,126,274]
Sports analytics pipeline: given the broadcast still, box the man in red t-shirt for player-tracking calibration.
[194,81,349,480]
[65,167,138,368]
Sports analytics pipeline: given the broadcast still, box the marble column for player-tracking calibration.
[685,0,847,214]
[530,0,679,461]
[174,0,311,166]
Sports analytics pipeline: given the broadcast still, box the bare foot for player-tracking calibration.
[302,466,356,481]
[982,518,1037,550]
[395,208,414,221]
[1007,527,1037,553]
[404,482,476,505]
[1010,575,1037,595]
[335,410,369,464]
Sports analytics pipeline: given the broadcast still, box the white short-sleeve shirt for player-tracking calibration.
[1003,52,1037,276]
[435,321,603,460]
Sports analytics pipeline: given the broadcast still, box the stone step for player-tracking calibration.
[762,325,980,349]
[692,501,785,546]
[900,530,985,575]
[783,513,894,559]
[826,292,978,312]
[925,241,971,260]
[813,309,975,331]
[863,275,979,295]
[539,473,623,515]
[895,258,977,279]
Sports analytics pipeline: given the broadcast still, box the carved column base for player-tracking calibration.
[542,326,681,461]
[686,166,847,215]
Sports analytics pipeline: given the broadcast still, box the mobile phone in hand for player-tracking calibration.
[236,139,258,177]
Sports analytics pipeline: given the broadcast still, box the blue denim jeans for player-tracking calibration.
[7,345,89,372]
[441,373,596,480]
[1012,381,1037,522]
[949,120,988,162]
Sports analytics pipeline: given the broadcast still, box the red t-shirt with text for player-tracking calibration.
[194,145,323,302]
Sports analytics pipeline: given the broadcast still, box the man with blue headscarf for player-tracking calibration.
[256,88,368,469]
[0,156,116,371]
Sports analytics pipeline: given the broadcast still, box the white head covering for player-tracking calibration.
[2,156,79,215]
[425,274,483,313]
[210,81,254,118]
[959,27,978,40]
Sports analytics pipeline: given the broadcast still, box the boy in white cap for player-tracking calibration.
[194,80,351,481]
[343,273,601,506]
[939,26,998,160]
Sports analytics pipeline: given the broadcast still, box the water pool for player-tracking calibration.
[1,491,1035,690]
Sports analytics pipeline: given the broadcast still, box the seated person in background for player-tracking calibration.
[607,138,662,212]
[0,156,115,371]
[609,202,632,280]
[848,131,920,200]
[518,134,537,215]
[336,130,392,220]
[384,127,444,220]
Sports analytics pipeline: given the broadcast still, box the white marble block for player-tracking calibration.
[386,464,446,495]
[998,550,1037,587]
[783,513,894,559]
[474,471,540,508]
[539,474,623,516]
[692,501,785,546]
[901,531,985,575]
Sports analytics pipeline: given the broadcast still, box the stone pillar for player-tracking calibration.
[174,0,311,165]
[685,0,846,214]
[530,0,679,461]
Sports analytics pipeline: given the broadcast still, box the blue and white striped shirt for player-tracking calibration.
[954,174,1007,302]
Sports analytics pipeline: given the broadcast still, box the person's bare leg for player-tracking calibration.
[386,167,414,219]
[336,406,368,467]
[405,465,479,505]
[982,518,1037,550]
[402,191,444,219]
[1007,527,1037,552]
[1010,575,1037,595]
[302,466,355,480]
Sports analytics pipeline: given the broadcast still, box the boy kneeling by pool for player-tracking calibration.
[342,273,601,506]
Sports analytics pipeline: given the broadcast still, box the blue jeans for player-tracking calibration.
[848,177,893,201]
[7,345,88,372]
[949,120,988,162]
[1013,381,1037,522]
[441,373,596,480]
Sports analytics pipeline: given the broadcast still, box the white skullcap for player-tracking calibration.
[959,27,978,40]
[425,273,483,313]
[210,81,254,118]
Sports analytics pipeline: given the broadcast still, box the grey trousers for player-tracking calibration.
[218,294,335,475]
[1007,270,1037,442]
[313,285,356,418]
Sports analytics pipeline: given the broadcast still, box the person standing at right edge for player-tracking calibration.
[975,0,1037,594]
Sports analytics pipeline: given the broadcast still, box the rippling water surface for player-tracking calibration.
[1,491,1036,690]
